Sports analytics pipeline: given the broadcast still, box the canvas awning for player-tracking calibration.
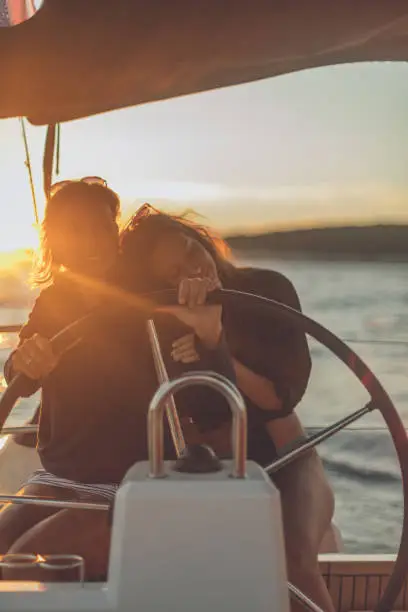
[1,0,408,125]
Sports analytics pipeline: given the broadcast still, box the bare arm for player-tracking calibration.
[5,314,44,397]
[4,287,60,396]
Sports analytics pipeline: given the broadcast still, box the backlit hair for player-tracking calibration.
[119,203,234,291]
[32,181,120,287]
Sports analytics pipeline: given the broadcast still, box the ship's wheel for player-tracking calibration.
[0,288,407,612]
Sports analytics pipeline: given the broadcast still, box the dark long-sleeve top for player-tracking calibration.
[4,275,235,484]
[222,267,312,467]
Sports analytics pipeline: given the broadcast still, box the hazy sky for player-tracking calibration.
[1,61,408,252]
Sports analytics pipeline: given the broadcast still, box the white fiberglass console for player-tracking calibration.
[0,372,290,612]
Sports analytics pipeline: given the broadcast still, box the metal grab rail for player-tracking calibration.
[1,424,38,435]
[0,493,109,511]
[0,325,22,333]
[148,372,247,479]
[146,319,185,457]
[288,583,325,612]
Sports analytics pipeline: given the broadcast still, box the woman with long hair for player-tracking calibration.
[0,178,121,576]
[119,204,335,612]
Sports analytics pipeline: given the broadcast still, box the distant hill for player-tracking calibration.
[226,224,408,261]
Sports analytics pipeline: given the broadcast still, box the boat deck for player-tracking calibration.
[319,554,407,611]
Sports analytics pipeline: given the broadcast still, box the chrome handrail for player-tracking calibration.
[148,372,247,479]
[288,582,325,612]
[146,319,185,457]
[0,324,22,333]
[0,494,109,511]
[1,425,38,435]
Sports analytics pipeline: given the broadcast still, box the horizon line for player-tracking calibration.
[1,220,408,261]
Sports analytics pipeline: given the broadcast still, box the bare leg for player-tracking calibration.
[0,483,74,555]
[273,450,336,612]
[3,504,111,581]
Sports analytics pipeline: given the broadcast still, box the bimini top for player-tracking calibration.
[1,0,408,125]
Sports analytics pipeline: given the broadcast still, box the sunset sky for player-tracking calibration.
[1,61,408,255]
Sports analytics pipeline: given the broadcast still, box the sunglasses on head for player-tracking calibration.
[120,203,159,234]
[49,176,107,198]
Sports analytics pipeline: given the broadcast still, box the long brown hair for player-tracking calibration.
[32,181,120,287]
[119,204,234,291]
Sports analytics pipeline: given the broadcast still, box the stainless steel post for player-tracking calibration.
[148,372,247,479]
[146,319,186,457]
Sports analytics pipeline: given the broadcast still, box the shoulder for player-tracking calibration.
[228,267,301,309]
[30,283,61,314]
[19,284,61,341]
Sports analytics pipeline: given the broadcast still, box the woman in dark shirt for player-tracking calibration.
[119,204,335,612]
[1,185,235,581]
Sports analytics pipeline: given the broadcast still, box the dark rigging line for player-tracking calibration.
[19,117,39,226]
